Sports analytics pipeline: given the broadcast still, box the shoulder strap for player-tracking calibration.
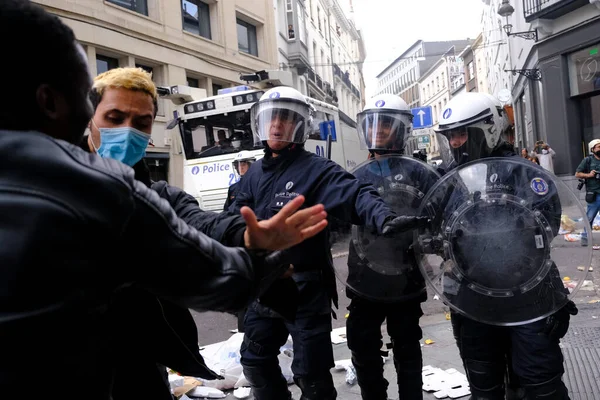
[587,155,593,171]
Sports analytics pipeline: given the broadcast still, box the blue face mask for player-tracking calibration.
[96,127,151,167]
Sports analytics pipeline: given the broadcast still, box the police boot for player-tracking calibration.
[243,364,292,400]
[294,375,337,400]
[522,375,570,400]
[392,340,423,400]
[351,351,389,400]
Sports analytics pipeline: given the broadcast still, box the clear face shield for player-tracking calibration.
[232,159,254,178]
[250,100,312,146]
[357,111,412,151]
[439,122,494,167]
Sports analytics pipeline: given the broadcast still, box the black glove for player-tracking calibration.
[382,215,431,237]
[542,300,578,341]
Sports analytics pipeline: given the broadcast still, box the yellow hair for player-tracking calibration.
[93,67,157,101]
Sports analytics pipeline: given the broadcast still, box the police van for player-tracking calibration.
[163,71,367,211]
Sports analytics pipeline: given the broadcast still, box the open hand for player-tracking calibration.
[241,195,328,251]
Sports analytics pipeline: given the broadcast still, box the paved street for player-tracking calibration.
[190,232,600,399]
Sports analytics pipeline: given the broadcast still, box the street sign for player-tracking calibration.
[412,106,433,129]
[417,134,430,149]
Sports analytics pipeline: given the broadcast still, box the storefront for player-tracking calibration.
[533,19,600,176]
[569,44,600,156]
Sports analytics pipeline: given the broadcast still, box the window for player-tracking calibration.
[317,7,321,31]
[468,61,475,81]
[107,0,148,15]
[442,72,446,88]
[297,3,306,44]
[436,76,439,92]
[286,0,295,40]
[187,77,199,88]
[212,83,223,96]
[136,64,165,116]
[96,55,119,75]
[237,18,258,57]
[182,0,211,40]
[136,64,153,75]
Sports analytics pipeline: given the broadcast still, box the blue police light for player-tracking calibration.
[218,85,252,95]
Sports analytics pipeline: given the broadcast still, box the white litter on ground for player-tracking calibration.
[331,326,347,344]
[233,387,252,398]
[334,359,357,385]
[422,365,471,399]
[188,386,226,398]
[198,333,294,390]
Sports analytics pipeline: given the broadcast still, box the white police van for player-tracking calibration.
[164,71,367,211]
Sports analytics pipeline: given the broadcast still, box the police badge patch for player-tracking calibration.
[530,177,549,196]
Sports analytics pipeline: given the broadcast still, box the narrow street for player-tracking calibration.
[191,233,600,399]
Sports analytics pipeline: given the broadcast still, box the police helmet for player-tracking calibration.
[357,94,413,152]
[250,86,314,145]
[436,92,506,162]
[232,150,256,177]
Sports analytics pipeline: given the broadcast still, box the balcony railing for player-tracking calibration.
[523,0,588,22]
[316,74,323,90]
[333,63,342,78]
[331,62,361,99]
[307,67,315,83]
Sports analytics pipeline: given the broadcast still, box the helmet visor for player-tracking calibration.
[357,111,412,151]
[440,125,490,166]
[250,100,311,144]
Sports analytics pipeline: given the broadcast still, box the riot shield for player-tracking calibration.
[342,155,441,302]
[415,157,592,326]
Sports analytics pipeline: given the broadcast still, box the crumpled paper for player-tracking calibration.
[334,359,357,385]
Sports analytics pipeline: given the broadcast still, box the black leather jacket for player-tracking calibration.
[0,130,261,399]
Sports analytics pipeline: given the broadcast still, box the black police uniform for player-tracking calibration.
[445,143,574,400]
[346,155,439,400]
[224,180,240,211]
[229,145,397,400]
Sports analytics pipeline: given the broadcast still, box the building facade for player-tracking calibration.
[274,0,365,120]
[481,0,514,98]
[461,33,490,93]
[488,0,600,180]
[419,54,452,125]
[375,40,472,109]
[36,0,278,187]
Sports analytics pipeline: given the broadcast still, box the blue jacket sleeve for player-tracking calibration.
[151,181,247,247]
[310,159,395,233]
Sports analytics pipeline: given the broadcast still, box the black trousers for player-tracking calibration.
[451,312,570,400]
[346,296,425,400]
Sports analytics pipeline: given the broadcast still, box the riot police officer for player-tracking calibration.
[228,87,427,400]
[224,150,256,211]
[432,92,577,400]
[345,94,440,400]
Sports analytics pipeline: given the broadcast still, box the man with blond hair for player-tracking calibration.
[84,67,157,185]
